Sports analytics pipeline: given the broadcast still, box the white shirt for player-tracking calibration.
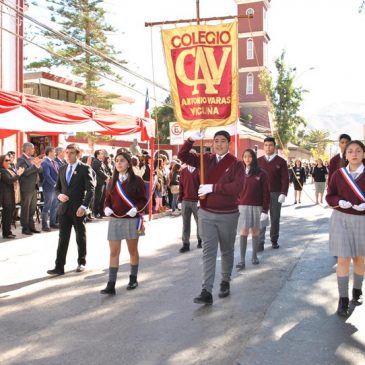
[346,164,364,178]
[216,152,228,163]
[265,154,277,162]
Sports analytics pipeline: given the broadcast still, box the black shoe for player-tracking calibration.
[257,243,264,252]
[272,242,280,249]
[337,297,350,317]
[197,240,202,249]
[252,257,260,265]
[179,245,190,253]
[126,275,138,290]
[100,281,116,295]
[352,289,363,306]
[4,234,16,239]
[42,227,51,232]
[50,224,59,229]
[218,281,230,298]
[236,262,245,270]
[47,267,65,276]
[193,289,213,305]
[22,228,33,235]
[294,201,297,204]
[30,228,41,233]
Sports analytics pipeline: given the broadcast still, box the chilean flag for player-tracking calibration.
[144,89,150,118]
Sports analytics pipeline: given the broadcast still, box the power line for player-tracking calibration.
[0,0,170,93]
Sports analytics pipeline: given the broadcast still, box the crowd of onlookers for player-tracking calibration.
[0,143,184,239]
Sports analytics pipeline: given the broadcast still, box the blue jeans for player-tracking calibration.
[42,190,58,228]
[171,193,178,211]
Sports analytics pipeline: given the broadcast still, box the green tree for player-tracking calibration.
[302,129,331,161]
[259,50,307,148]
[151,95,175,144]
[26,0,125,109]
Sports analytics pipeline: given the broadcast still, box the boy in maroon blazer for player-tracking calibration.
[328,133,351,183]
[257,137,289,250]
[178,130,245,305]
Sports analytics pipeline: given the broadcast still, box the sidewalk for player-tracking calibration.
[1,184,364,365]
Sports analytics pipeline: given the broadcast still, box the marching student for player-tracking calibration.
[101,151,147,295]
[290,159,306,204]
[326,140,365,317]
[257,137,289,250]
[328,133,351,183]
[236,149,270,269]
[178,130,245,305]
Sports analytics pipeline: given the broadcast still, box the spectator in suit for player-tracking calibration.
[92,149,110,218]
[54,147,66,169]
[41,147,59,231]
[16,142,43,235]
[47,143,95,276]
[0,155,24,238]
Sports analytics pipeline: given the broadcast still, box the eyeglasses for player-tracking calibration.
[4,159,11,162]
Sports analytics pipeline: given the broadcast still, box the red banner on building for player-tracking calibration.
[162,22,238,130]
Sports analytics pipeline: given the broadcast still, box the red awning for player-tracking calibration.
[0,90,155,141]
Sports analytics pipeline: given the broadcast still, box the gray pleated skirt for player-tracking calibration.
[107,217,144,241]
[329,210,365,257]
[314,182,326,193]
[237,205,262,230]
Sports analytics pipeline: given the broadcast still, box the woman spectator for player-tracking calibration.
[326,140,365,316]
[312,159,328,204]
[290,160,306,204]
[0,155,24,238]
[169,162,181,212]
[154,158,166,213]
[236,149,270,269]
[100,151,147,295]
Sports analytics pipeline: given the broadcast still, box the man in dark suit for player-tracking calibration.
[91,149,110,218]
[16,142,43,235]
[47,143,95,276]
[54,146,66,169]
[41,146,59,231]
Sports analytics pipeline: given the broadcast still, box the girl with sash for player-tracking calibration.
[100,151,147,295]
[326,140,365,316]
[236,149,270,269]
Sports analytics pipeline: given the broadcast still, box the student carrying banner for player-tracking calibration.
[178,130,245,305]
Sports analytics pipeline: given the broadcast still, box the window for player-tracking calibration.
[247,38,254,60]
[246,73,254,95]
[246,8,254,16]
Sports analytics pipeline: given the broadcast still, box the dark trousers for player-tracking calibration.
[55,211,87,268]
[2,204,15,237]
[20,191,37,229]
[93,183,106,216]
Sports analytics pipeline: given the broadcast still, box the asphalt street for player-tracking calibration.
[1,184,364,365]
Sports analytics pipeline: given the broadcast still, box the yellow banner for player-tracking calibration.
[162,22,238,130]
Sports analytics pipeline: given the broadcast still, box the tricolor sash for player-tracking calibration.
[338,167,365,203]
[115,179,144,232]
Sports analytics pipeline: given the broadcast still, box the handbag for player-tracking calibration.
[170,185,179,194]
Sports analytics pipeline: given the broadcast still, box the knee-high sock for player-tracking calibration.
[130,264,139,277]
[338,276,349,298]
[240,236,248,263]
[353,273,364,290]
[109,267,119,283]
[252,236,259,260]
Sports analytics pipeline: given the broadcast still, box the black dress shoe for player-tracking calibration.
[352,289,363,306]
[42,227,51,232]
[30,228,41,233]
[50,224,59,229]
[22,228,33,235]
[100,281,116,295]
[47,267,65,276]
[218,281,230,298]
[197,240,202,249]
[236,262,245,270]
[179,245,190,253]
[126,275,138,290]
[4,234,16,239]
[193,289,213,305]
[337,297,350,317]
[272,242,280,249]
